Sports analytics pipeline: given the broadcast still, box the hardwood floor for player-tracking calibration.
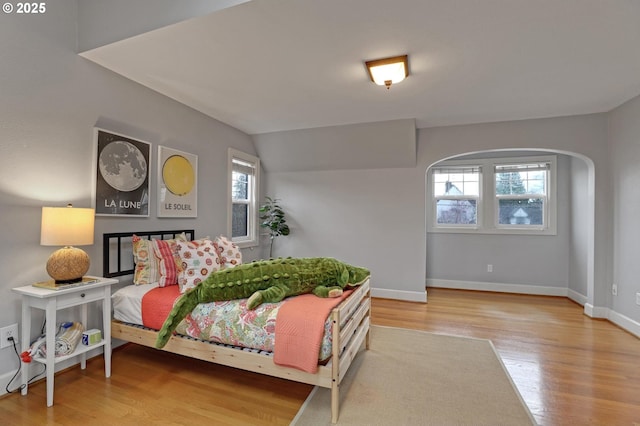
[373,288,640,425]
[1,288,639,425]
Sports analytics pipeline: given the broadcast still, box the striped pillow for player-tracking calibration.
[152,234,187,287]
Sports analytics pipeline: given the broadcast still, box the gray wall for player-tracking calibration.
[259,114,611,308]
[609,93,640,325]
[253,119,417,172]
[419,115,611,310]
[569,157,590,300]
[77,0,248,52]
[263,167,427,301]
[0,0,259,389]
[426,154,572,292]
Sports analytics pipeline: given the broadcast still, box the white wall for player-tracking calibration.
[0,0,257,392]
[609,93,640,327]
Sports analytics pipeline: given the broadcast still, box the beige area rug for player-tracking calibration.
[291,326,535,426]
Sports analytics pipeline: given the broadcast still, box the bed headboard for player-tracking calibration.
[103,230,195,278]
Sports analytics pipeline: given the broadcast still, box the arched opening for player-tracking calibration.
[425,148,595,314]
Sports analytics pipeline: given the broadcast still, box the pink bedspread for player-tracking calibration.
[274,290,352,373]
[141,285,181,330]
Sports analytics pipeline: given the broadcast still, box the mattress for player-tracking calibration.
[112,284,335,360]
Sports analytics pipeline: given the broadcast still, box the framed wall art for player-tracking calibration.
[157,146,198,217]
[94,128,151,217]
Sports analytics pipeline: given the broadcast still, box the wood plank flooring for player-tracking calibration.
[1,288,639,425]
[373,288,640,425]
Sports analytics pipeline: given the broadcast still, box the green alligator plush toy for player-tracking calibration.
[155,257,370,348]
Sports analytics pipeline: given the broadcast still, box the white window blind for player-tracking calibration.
[494,162,550,173]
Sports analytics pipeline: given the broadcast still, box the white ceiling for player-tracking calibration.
[80,0,640,135]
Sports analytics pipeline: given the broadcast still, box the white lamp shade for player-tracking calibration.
[41,206,95,246]
[365,55,409,88]
[369,62,407,86]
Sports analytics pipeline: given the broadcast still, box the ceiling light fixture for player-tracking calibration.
[365,55,409,89]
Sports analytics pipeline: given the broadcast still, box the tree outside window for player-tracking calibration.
[428,155,556,235]
[495,164,547,227]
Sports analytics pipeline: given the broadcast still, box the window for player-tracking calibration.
[429,155,556,235]
[494,162,549,228]
[228,149,260,247]
[432,167,480,227]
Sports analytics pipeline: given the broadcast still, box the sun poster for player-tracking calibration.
[157,146,198,217]
[94,128,150,217]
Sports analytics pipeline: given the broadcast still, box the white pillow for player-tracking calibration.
[176,239,221,293]
[213,235,242,269]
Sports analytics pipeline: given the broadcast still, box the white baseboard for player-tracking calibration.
[583,303,609,318]
[371,287,427,303]
[567,288,588,306]
[585,304,640,338]
[426,279,569,297]
[427,279,640,339]
[607,309,640,338]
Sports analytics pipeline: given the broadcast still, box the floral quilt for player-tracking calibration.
[173,297,334,361]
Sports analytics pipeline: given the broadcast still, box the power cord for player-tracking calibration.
[5,336,46,394]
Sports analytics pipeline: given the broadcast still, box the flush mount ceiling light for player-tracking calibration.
[365,55,409,89]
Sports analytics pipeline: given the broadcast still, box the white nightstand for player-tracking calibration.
[12,276,118,406]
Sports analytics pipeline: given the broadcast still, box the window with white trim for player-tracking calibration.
[429,155,556,235]
[494,162,549,229]
[433,167,480,227]
[228,149,260,247]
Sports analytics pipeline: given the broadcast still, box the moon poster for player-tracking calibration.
[94,128,151,217]
[157,146,198,217]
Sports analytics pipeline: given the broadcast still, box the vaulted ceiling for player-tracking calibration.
[80,0,640,135]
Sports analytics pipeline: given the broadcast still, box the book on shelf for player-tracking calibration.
[32,277,99,290]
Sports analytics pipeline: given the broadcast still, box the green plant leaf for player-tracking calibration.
[259,196,291,244]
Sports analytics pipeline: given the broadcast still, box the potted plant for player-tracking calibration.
[259,196,290,258]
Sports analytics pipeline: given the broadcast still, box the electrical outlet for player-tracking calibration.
[1,324,19,349]
[612,284,617,296]
[487,264,493,273]
[636,293,640,306]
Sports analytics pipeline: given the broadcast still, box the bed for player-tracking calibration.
[103,230,371,423]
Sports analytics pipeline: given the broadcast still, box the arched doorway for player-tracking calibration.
[425,149,595,315]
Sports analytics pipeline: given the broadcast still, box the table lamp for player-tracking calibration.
[40,204,95,283]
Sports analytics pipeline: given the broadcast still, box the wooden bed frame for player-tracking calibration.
[103,230,371,423]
